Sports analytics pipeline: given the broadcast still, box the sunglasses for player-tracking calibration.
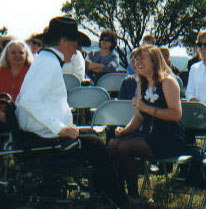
[31,40,42,47]
[100,38,111,43]
[197,42,206,48]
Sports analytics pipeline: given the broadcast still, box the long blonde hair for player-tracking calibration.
[0,39,34,68]
[132,45,173,90]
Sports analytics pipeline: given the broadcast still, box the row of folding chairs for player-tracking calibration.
[64,73,185,99]
[88,100,206,209]
[63,72,129,99]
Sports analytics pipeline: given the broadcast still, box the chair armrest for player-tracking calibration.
[177,155,192,164]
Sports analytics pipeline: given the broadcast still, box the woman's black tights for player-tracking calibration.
[109,134,155,198]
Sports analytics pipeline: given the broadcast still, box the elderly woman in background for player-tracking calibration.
[26,33,43,58]
[109,45,186,202]
[85,29,119,84]
[0,39,33,128]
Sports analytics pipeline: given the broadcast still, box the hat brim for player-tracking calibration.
[42,30,91,47]
[78,31,91,47]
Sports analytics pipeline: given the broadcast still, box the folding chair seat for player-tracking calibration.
[67,86,111,125]
[0,93,111,209]
[139,101,206,209]
[96,72,128,99]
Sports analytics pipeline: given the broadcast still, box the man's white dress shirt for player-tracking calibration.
[62,50,85,82]
[186,61,206,103]
[16,48,73,138]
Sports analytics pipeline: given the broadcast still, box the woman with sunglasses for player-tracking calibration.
[186,31,206,103]
[26,33,43,58]
[85,29,119,84]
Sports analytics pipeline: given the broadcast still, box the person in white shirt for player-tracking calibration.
[62,49,85,82]
[15,16,139,209]
[186,31,206,103]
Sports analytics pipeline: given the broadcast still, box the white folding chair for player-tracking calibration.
[140,101,206,209]
[91,100,135,144]
[96,73,128,98]
[67,86,111,125]
[63,74,81,92]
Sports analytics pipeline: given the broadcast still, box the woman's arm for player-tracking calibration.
[134,77,182,122]
[87,52,119,73]
[116,87,144,137]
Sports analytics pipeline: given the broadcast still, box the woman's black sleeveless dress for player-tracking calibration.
[137,82,186,158]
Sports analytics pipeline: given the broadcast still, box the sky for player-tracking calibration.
[0,0,189,70]
[0,0,69,40]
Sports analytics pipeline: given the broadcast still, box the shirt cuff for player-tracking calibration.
[50,120,65,135]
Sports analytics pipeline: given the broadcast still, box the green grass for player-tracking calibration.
[136,173,205,209]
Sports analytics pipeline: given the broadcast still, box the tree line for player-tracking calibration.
[61,0,206,68]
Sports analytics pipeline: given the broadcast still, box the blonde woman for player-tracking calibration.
[0,39,33,126]
[109,45,186,202]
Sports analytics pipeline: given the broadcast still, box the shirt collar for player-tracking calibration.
[48,47,65,62]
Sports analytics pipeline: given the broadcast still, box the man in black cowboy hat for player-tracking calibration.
[14,16,144,209]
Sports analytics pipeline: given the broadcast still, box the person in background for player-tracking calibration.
[118,49,138,100]
[62,49,86,82]
[160,47,180,76]
[85,29,119,84]
[0,39,33,127]
[109,45,186,201]
[187,51,201,72]
[0,35,15,54]
[141,34,156,46]
[15,16,145,209]
[186,31,206,103]
[0,40,33,178]
[26,33,43,58]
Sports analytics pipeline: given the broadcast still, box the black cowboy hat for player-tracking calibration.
[43,16,91,47]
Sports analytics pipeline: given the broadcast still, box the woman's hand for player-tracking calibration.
[88,62,103,73]
[58,125,79,140]
[132,97,148,113]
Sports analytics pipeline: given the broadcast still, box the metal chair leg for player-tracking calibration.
[187,187,196,209]
[199,191,206,209]
[140,161,151,197]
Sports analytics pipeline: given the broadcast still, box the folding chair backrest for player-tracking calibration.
[181,101,206,131]
[91,100,135,127]
[63,74,81,92]
[96,73,128,93]
[67,86,111,109]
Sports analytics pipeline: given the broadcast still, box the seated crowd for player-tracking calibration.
[0,14,206,209]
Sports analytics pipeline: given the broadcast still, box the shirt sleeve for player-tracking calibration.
[73,51,85,81]
[85,51,94,70]
[185,66,196,101]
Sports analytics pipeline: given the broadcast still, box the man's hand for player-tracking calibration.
[58,125,79,139]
